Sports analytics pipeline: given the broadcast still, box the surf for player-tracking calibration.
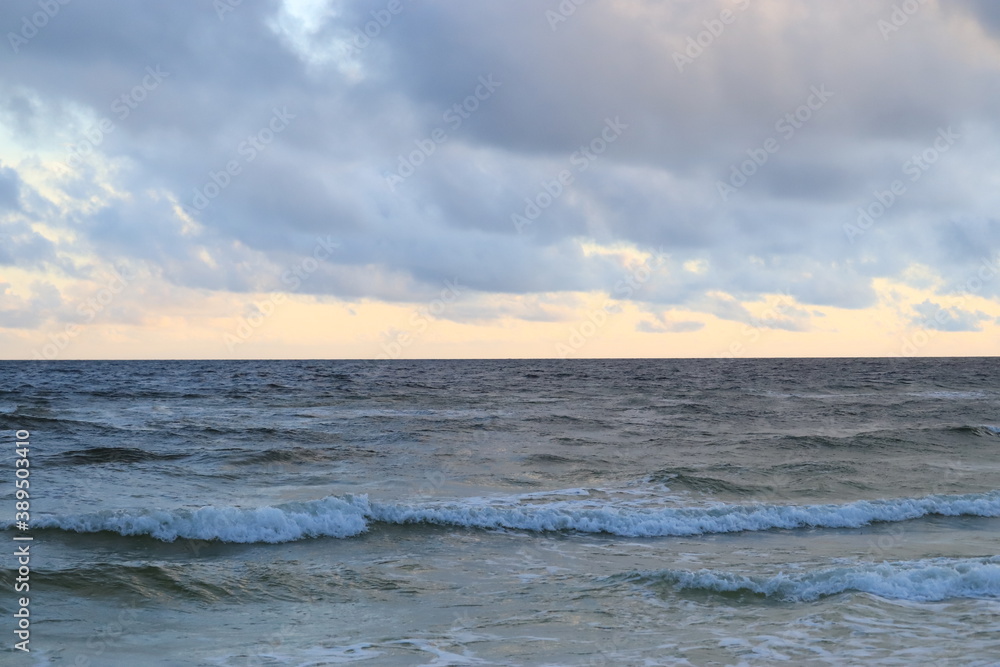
[14,489,1000,544]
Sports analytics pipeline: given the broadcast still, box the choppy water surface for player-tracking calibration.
[2,358,999,665]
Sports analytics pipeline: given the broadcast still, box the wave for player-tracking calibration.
[0,562,401,603]
[522,453,583,465]
[366,491,1000,538]
[650,470,757,496]
[11,489,1000,544]
[0,413,117,432]
[623,556,1000,602]
[0,563,231,602]
[24,497,369,543]
[46,447,189,466]
[226,446,375,466]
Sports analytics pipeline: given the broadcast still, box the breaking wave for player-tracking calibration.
[11,489,1000,544]
[623,556,1000,602]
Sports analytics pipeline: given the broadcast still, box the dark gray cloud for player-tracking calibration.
[1,0,998,325]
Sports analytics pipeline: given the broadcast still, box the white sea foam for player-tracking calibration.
[630,556,1000,602]
[367,490,1000,537]
[30,496,371,543]
[18,490,1000,543]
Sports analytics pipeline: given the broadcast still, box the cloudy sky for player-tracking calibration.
[1,0,998,359]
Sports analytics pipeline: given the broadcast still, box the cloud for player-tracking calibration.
[0,164,55,271]
[911,299,991,332]
[0,281,64,329]
[637,319,704,334]
[0,163,21,210]
[955,0,1000,39]
[0,0,998,340]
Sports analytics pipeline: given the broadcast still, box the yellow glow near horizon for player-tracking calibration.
[2,273,997,359]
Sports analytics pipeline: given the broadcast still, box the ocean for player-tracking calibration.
[1,358,999,666]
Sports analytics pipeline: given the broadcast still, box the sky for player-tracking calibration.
[1,0,998,360]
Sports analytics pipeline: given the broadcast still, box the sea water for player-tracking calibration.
[1,358,999,665]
